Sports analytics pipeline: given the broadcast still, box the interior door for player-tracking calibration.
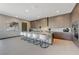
[22,22,27,32]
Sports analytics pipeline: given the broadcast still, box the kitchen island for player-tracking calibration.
[21,31,53,48]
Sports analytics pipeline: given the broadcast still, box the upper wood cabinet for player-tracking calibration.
[30,18,47,28]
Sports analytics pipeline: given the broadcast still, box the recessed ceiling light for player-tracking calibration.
[15,16,18,17]
[37,16,40,17]
[56,10,60,13]
[46,16,48,17]
[25,9,29,12]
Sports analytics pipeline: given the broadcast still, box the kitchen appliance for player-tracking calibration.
[72,21,79,47]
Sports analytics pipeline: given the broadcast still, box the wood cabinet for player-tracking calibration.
[30,18,47,28]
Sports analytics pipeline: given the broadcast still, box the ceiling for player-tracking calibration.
[0,3,76,21]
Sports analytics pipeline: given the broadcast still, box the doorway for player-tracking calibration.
[22,22,27,32]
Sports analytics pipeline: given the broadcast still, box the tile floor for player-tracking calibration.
[0,37,79,55]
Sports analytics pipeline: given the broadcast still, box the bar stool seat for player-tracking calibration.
[33,33,41,45]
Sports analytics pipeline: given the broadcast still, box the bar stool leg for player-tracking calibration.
[40,41,49,48]
[33,40,41,45]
